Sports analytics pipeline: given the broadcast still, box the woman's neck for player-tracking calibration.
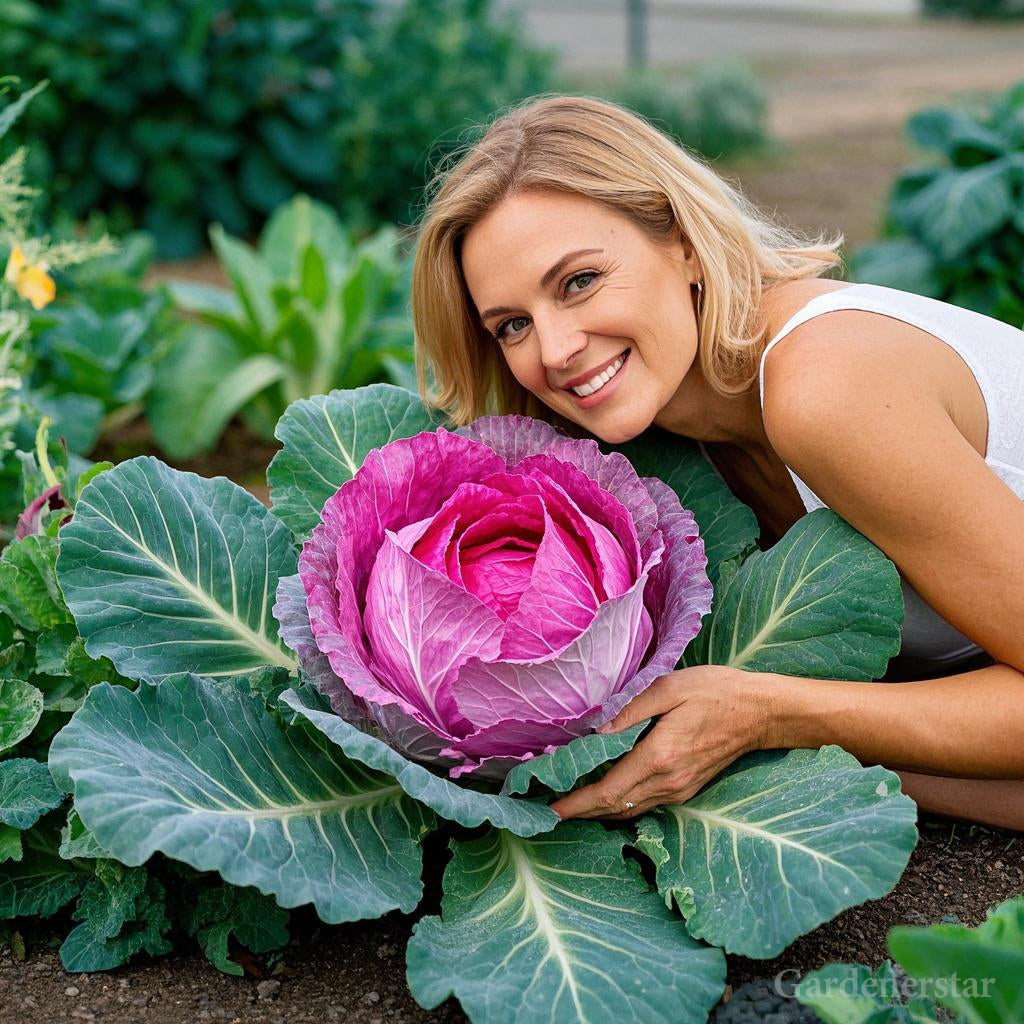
[654,358,771,453]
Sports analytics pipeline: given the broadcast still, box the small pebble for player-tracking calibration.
[257,978,282,1000]
[64,985,80,997]
[365,989,380,1004]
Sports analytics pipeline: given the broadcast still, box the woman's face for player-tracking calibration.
[461,190,701,443]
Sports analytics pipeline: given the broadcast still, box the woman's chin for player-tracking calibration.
[583,411,651,446]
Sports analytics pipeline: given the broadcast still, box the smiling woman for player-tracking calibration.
[413,96,840,434]
[411,94,1024,831]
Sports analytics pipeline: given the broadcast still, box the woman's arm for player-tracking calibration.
[763,661,1024,778]
[555,312,1024,824]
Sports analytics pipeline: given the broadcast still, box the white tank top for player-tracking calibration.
[757,283,1024,668]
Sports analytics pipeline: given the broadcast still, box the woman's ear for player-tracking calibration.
[677,234,703,283]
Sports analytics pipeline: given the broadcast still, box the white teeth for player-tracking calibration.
[571,354,626,397]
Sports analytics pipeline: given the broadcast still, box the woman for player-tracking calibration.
[411,94,1024,830]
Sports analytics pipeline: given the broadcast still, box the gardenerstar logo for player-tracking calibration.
[775,968,996,1001]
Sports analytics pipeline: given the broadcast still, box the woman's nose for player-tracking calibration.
[536,316,587,370]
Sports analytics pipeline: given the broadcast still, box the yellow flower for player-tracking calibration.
[4,244,55,310]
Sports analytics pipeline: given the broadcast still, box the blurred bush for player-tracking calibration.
[609,61,769,160]
[0,0,554,257]
[920,0,1024,17]
[850,81,1024,327]
[150,195,414,458]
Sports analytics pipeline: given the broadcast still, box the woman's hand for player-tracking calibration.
[549,665,776,820]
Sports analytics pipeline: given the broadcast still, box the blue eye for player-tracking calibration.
[495,315,530,340]
[566,271,597,294]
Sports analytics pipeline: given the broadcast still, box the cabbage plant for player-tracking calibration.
[291,418,712,779]
[23,384,919,1023]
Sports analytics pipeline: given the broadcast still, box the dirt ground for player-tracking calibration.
[1,815,1020,1024]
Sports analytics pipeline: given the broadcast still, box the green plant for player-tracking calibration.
[608,60,769,161]
[850,81,1024,326]
[0,79,142,531]
[0,382,922,1018]
[797,894,1024,1023]
[0,438,291,975]
[334,0,555,230]
[0,0,554,256]
[921,0,1024,18]
[149,195,415,459]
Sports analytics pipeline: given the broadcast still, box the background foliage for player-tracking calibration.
[610,61,768,160]
[851,79,1024,328]
[920,0,1024,18]
[0,0,555,256]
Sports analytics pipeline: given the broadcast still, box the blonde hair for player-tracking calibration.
[413,94,842,426]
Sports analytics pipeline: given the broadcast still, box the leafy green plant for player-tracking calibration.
[149,195,415,459]
[0,79,147,531]
[0,382,925,1019]
[608,60,769,161]
[0,0,554,256]
[920,0,1024,18]
[850,81,1024,326]
[797,894,1024,1024]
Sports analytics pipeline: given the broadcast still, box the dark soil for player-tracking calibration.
[1,813,1020,1024]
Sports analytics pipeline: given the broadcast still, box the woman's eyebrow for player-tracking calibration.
[479,248,604,321]
[539,248,603,288]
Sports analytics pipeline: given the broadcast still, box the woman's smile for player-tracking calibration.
[562,348,631,407]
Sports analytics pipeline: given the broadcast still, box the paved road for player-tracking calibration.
[496,0,1010,74]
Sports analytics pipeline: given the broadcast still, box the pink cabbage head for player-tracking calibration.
[289,417,712,779]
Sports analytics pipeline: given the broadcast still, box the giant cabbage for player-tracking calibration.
[290,416,712,778]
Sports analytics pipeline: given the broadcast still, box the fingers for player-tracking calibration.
[549,739,666,819]
[598,673,682,733]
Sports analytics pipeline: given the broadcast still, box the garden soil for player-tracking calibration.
[13,12,1024,1024]
[1,815,1020,1023]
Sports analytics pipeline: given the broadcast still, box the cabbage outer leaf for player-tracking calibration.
[49,675,434,923]
[632,745,918,959]
[0,758,64,830]
[500,722,648,797]
[268,384,444,538]
[57,457,298,682]
[280,686,559,837]
[406,821,726,1024]
[0,677,44,753]
[607,427,760,583]
[705,508,903,679]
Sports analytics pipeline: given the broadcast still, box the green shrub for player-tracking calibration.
[850,81,1024,327]
[608,60,769,160]
[0,0,554,257]
[921,0,1024,18]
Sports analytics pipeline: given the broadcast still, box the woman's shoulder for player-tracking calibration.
[759,281,989,471]
[760,277,857,339]
[759,279,960,405]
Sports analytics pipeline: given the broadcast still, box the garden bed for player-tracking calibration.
[1,815,1019,1023]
